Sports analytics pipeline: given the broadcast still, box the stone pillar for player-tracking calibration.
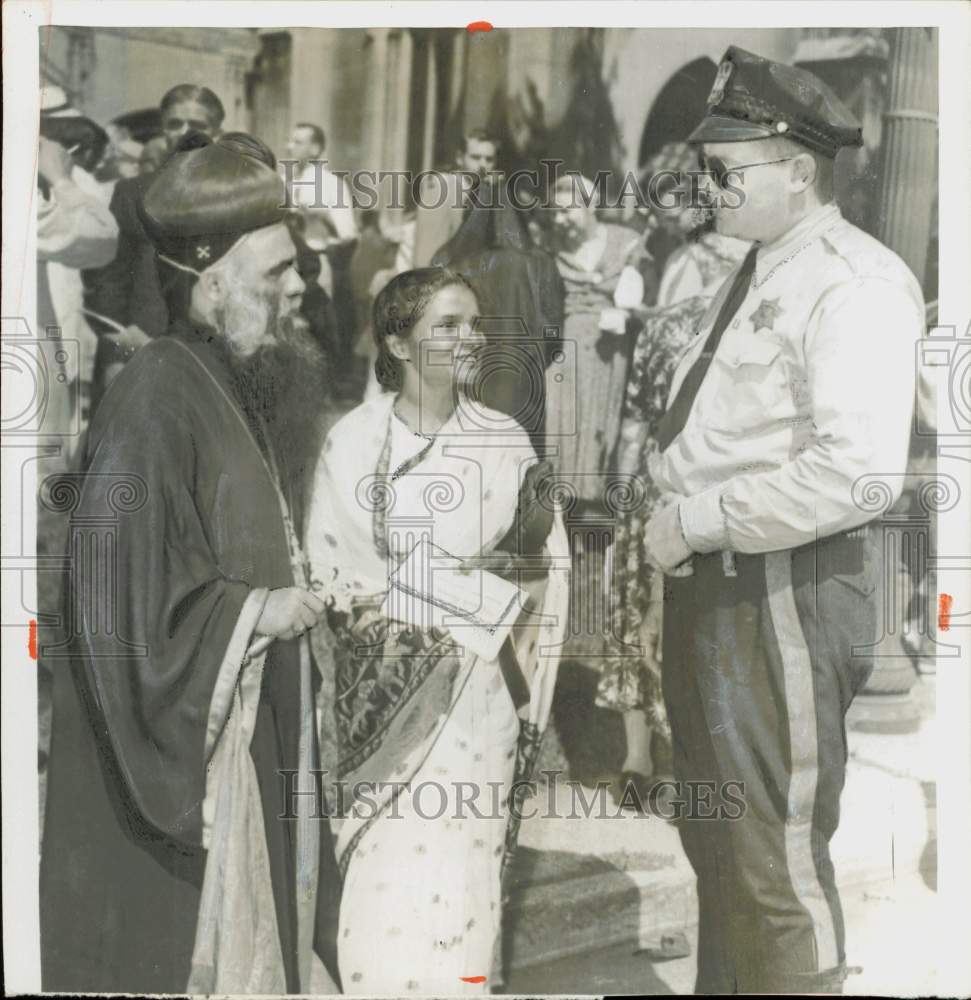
[364,28,391,170]
[875,27,938,288]
[421,39,438,173]
[853,29,938,731]
[449,29,467,129]
[221,50,255,132]
[390,29,414,174]
[290,29,343,140]
[363,27,410,220]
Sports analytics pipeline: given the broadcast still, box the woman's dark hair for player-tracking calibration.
[372,268,475,390]
[159,84,225,129]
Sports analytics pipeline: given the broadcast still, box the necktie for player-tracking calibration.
[655,245,759,452]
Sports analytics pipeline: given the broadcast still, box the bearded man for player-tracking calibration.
[40,135,340,994]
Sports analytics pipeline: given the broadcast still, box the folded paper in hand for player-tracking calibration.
[382,538,525,661]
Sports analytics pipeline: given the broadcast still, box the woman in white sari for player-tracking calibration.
[305,268,569,994]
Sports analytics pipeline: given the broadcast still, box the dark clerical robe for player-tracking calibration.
[40,327,341,993]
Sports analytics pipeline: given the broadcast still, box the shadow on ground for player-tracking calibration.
[537,659,627,786]
[499,846,681,995]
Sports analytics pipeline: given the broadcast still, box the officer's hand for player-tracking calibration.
[256,587,326,640]
[644,499,693,576]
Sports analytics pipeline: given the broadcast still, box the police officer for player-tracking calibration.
[641,46,924,993]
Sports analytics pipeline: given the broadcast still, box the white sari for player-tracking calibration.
[305,392,569,995]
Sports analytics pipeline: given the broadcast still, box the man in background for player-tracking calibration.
[82,83,226,407]
[285,121,358,251]
[413,127,500,266]
[456,126,499,179]
[284,121,358,396]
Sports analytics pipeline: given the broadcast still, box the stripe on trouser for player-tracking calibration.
[764,550,839,972]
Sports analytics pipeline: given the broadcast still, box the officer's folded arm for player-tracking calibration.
[677,276,923,555]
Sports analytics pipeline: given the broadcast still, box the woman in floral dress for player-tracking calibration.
[598,161,750,795]
[544,174,646,507]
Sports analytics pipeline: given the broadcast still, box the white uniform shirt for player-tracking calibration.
[649,203,924,554]
[288,161,358,244]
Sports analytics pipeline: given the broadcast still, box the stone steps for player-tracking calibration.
[502,681,936,976]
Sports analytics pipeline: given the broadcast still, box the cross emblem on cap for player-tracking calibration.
[196,244,211,261]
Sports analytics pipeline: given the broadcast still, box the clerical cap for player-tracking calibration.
[140,133,287,273]
[687,46,864,157]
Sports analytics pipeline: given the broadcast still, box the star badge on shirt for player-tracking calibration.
[749,298,783,332]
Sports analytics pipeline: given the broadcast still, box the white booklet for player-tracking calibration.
[382,538,525,661]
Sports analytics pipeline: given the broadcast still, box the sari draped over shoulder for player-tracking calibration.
[305,392,570,994]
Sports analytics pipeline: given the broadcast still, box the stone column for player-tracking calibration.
[449,29,467,130]
[875,27,938,288]
[421,38,438,173]
[364,28,391,170]
[853,29,938,730]
[374,28,414,218]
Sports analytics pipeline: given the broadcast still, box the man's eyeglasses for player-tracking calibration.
[698,153,795,188]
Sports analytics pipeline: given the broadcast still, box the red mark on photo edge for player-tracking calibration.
[466,21,493,33]
[938,593,953,632]
[28,619,38,660]
[460,975,487,983]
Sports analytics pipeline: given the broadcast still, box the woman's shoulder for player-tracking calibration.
[323,394,392,455]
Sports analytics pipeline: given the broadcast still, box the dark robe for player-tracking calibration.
[40,326,341,993]
[82,173,167,408]
[437,248,565,454]
[431,183,565,454]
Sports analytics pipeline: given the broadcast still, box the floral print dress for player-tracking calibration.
[595,232,751,722]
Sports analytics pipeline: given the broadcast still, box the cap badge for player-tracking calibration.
[196,244,211,261]
[776,121,789,134]
[708,58,734,107]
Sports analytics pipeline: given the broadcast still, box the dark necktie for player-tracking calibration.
[655,245,759,452]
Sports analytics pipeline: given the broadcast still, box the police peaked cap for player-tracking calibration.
[688,46,864,157]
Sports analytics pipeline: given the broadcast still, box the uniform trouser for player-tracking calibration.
[661,527,877,994]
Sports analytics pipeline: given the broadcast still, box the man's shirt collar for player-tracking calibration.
[754,203,842,286]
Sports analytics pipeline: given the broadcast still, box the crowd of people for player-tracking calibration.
[36,78,739,809]
[37,45,925,997]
